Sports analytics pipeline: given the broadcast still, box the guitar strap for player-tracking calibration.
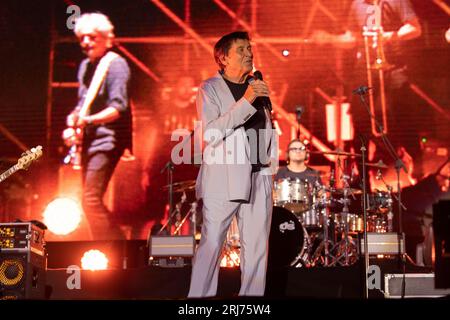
[78,51,119,118]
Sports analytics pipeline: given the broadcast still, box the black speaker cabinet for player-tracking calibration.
[0,222,47,299]
[433,200,450,289]
[0,252,46,299]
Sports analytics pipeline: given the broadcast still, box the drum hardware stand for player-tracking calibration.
[310,183,336,267]
[173,200,198,235]
[332,175,359,266]
[334,182,351,266]
[158,192,186,235]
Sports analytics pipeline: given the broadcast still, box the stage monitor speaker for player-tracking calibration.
[384,273,450,298]
[359,232,405,255]
[149,235,195,268]
[433,200,450,289]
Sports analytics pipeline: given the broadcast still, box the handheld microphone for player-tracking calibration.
[352,86,373,95]
[253,70,272,112]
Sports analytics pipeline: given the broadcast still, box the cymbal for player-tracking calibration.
[309,150,362,157]
[364,160,388,169]
[329,187,363,195]
[162,180,196,192]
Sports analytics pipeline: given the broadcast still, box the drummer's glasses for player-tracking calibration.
[289,146,306,152]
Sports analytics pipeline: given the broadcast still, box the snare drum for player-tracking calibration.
[268,206,310,267]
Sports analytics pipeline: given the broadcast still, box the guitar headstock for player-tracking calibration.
[17,146,43,170]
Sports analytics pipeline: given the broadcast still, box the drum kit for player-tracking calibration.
[269,156,394,268]
[159,151,395,269]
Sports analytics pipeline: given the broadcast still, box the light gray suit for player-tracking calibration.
[188,72,278,298]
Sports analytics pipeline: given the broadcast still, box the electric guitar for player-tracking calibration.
[0,146,43,183]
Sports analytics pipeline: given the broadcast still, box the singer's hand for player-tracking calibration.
[244,79,270,104]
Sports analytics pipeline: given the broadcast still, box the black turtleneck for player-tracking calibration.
[222,76,268,172]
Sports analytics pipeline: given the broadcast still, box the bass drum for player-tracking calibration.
[268,206,310,268]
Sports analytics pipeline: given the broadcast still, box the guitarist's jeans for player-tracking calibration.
[82,148,123,240]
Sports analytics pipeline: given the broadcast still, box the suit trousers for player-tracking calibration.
[188,171,273,298]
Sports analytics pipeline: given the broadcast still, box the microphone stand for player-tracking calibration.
[160,160,175,235]
[359,136,369,299]
[355,87,408,298]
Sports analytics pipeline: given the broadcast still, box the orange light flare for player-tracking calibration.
[81,249,109,271]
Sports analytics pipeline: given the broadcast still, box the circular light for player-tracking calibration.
[282,49,290,57]
[43,198,82,235]
[81,250,109,271]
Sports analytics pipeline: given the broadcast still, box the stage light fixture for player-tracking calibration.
[43,198,82,235]
[81,249,109,271]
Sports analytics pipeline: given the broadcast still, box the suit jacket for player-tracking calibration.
[195,72,278,201]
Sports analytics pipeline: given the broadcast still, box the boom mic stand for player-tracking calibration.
[354,85,408,299]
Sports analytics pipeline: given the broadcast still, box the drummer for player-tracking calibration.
[275,139,322,187]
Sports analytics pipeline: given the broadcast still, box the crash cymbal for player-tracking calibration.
[309,150,362,157]
[364,160,388,169]
[329,187,363,195]
[162,180,196,192]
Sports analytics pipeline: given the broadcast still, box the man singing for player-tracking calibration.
[188,31,278,298]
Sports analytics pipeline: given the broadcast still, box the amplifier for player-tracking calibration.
[0,222,47,299]
[0,222,46,258]
[359,232,405,255]
[384,273,450,298]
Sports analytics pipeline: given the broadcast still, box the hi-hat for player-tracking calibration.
[309,150,362,157]
[162,180,196,192]
[364,160,388,169]
[328,187,363,195]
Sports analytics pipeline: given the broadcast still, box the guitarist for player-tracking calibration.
[65,13,132,240]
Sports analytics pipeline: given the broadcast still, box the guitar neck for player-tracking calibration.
[0,164,20,183]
